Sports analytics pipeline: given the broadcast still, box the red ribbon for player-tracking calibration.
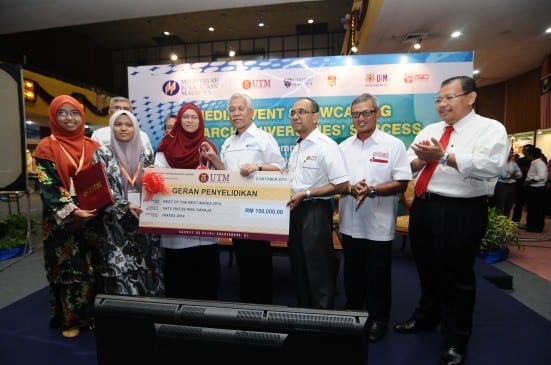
[142,171,169,201]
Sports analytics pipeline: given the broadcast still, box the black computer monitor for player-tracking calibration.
[95,294,369,365]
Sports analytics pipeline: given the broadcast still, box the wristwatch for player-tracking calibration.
[368,185,377,198]
[439,152,449,165]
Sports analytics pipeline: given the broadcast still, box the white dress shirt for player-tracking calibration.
[526,158,547,187]
[407,110,509,198]
[288,128,348,196]
[339,129,412,241]
[220,123,285,170]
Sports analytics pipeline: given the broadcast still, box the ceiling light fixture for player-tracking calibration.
[169,53,178,62]
[350,45,358,53]
[545,27,551,34]
[473,69,480,75]
[451,31,462,38]
[307,18,314,24]
[402,32,428,51]
[228,49,236,57]
[258,22,265,27]
[163,31,170,36]
[208,26,214,32]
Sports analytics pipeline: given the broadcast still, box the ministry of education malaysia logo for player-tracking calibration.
[162,80,180,96]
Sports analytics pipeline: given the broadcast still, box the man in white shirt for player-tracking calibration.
[338,93,411,342]
[394,76,509,365]
[286,97,349,309]
[91,96,153,151]
[206,93,286,304]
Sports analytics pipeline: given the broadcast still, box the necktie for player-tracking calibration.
[414,125,454,197]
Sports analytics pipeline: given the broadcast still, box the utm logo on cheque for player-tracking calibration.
[198,173,209,183]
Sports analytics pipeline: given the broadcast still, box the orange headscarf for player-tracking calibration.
[33,95,100,189]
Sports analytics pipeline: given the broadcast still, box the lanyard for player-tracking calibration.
[119,161,141,188]
[50,135,85,175]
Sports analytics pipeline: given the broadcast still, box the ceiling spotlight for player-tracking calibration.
[451,31,462,38]
[228,49,236,57]
[258,22,265,27]
[350,45,358,53]
[473,69,480,75]
[163,31,170,36]
[208,26,214,32]
[170,53,178,62]
[307,18,314,24]
[413,39,422,50]
[545,27,551,34]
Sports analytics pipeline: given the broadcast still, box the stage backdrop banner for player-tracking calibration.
[128,52,473,156]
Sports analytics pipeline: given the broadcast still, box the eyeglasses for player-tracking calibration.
[228,106,249,114]
[351,109,377,119]
[56,110,81,118]
[289,108,316,117]
[434,92,469,105]
[112,105,131,111]
[182,114,199,121]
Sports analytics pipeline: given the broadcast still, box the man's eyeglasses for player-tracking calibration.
[56,110,81,118]
[228,106,249,114]
[113,106,131,111]
[434,92,469,105]
[182,115,199,121]
[289,108,316,117]
[351,109,377,119]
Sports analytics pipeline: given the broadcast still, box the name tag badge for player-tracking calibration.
[127,191,141,207]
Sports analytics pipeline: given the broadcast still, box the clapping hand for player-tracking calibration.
[411,138,443,163]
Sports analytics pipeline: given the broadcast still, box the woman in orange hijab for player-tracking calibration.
[33,95,100,338]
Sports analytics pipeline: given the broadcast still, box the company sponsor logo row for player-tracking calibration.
[162,73,431,96]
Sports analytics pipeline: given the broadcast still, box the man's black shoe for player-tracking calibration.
[440,346,464,365]
[393,318,437,333]
[367,322,387,343]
